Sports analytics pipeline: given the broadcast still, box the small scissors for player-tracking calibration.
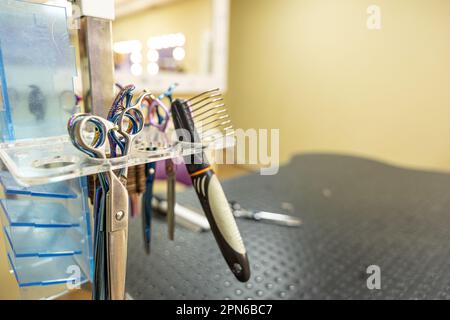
[110,86,153,218]
[142,84,177,252]
[68,105,144,300]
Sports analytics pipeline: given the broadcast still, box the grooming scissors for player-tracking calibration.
[142,84,177,252]
[68,105,144,300]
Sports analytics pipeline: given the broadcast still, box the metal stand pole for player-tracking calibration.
[74,0,115,118]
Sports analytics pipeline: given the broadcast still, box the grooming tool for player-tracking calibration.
[69,113,108,299]
[110,87,156,246]
[143,162,156,254]
[107,84,137,156]
[68,105,144,300]
[229,201,302,227]
[110,85,150,218]
[136,164,147,194]
[141,86,177,246]
[140,89,165,252]
[131,164,146,217]
[159,83,178,103]
[166,159,176,240]
[127,165,137,217]
[152,195,211,232]
[158,84,178,241]
[171,89,250,282]
[130,194,139,217]
[92,178,107,299]
[162,85,178,241]
[141,94,166,252]
[127,164,145,217]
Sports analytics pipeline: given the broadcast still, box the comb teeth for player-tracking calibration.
[187,88,220,104]
[193,107,228,123]
[187,89,235,143]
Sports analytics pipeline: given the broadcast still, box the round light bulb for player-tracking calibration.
[173,47,186,61]
[147,62,159,75]
[130,52,143,64]
[130,63,143,76]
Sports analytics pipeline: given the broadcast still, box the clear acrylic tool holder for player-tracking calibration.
[0,0,93,299]
[0,0,226,188]
[0,0,228,300]
[0,0,77,141]
[0,128,212,187]
[0,177,92,296]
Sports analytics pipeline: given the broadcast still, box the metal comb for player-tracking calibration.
[187,88,235,145]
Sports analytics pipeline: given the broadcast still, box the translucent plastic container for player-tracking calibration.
[0,1,92,299]
[7,252,87,287]
[0,177,93,290]
[0,199,80,228]
[4,226,83,258]
[0,0,77,141]
[0,171,77,199]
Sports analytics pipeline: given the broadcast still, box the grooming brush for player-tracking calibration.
[171,89,250,282]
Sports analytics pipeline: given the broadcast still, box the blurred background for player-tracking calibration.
[111,0,450,171]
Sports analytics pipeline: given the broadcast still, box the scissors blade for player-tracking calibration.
[143,162,156,254]
[106,173,129,300]
[93,185,108,300]
[252,211,302,227]
[166,159,176,241]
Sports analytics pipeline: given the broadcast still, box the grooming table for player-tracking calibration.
[126,154,450,299]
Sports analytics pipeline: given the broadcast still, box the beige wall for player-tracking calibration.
[115,0,450,171]
[228,0,450,171]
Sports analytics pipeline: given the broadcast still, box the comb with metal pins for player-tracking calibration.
[188,89,235,145]
[171,89,251,283]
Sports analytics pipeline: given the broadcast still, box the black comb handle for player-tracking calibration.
[171,99,251,282]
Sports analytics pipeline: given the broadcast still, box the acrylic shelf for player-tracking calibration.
[4,226,82,258]
[0,199,80,228]
[0,133,205,187]
[0,171,77,198]
[7,253,87,287]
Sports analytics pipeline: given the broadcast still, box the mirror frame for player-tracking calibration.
[115,0,230,94]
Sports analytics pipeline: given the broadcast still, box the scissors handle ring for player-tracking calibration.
[146,95,170,132]
[75,115,115,160]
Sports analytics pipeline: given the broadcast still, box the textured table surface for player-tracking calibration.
[126,154,450,300]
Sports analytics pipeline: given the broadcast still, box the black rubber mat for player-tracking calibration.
[126,154,450,300]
